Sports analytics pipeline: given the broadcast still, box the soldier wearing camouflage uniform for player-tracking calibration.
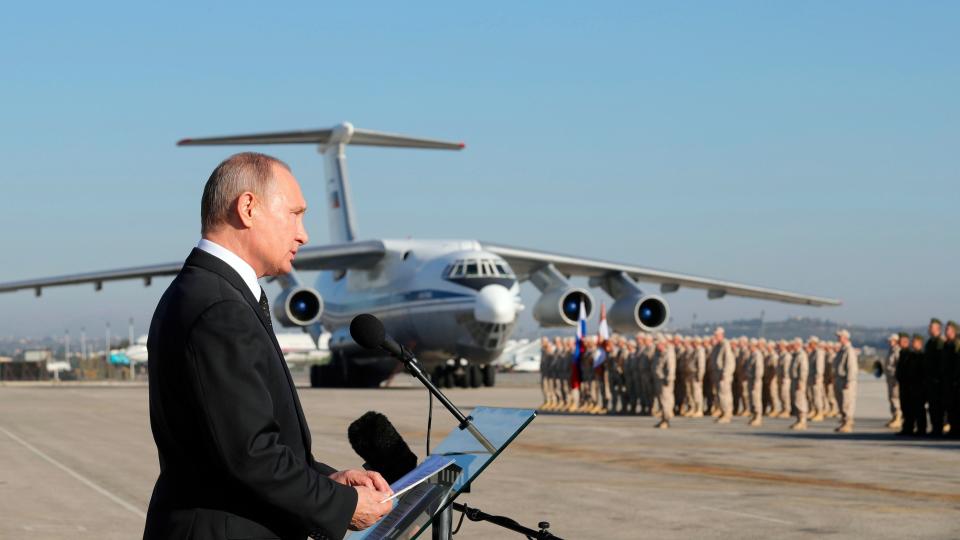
[710,328,736,423]
[653,336,677,429]
[789,338,809,430]
[832,329,859,433]
[746,339,765,427]
[883,333,903,429]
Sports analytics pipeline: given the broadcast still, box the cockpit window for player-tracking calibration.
[444,259,515,278]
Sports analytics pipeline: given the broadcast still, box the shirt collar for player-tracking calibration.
[196,238,261,299]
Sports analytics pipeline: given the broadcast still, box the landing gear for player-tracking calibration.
[309,353,394,388]
[468,365,482,388]
[310,353,346,388]
[481,364,496,387]
[428,361,496,389]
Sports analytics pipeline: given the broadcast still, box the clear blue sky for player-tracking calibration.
[1,2,957,339]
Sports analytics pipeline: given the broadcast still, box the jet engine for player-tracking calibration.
[273,286,323,327]
[608,294,669,333]
[533,287,594,327]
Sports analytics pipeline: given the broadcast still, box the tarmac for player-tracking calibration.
[1,372,959,539]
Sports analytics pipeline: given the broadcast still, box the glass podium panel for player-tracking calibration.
[348,406,536,540]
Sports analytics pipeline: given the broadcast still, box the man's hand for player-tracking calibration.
[348,485,394,531]
[330,469,392,493]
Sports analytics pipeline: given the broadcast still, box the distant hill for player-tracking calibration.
[686,317,923,348]
[516,316,923,350]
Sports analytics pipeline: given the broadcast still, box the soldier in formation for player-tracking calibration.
[537,329,865,434]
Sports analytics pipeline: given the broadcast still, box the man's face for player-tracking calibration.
[250,166,309,276]
[929,322,941,338]
[898,336,909,348]
[913,339,924,351]
[947,326,957,341]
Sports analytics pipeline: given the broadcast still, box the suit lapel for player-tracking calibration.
[184,248,313,452]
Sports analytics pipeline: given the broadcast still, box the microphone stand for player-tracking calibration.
[389,343,497,454]
[380,338,561,539]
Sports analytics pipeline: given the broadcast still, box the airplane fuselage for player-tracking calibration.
[315,238,522,371]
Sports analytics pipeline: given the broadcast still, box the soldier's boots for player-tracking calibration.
[690,410,704,418]
[655,419,670,429]
[790,419,808,430]
[810,412,825,422]
[716,415,732,424]
[835,421,854,433]
[885,415,903,429]
[748,415,762,427]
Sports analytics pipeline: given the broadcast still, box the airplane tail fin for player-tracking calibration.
[178,122,464,243]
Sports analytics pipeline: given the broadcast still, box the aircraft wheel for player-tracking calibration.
[310,362,340,388]
[482,364,496,387]
[443,366,457,389]
[432,366,445,388]
[468,365,482,388]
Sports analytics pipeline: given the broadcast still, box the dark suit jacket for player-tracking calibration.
[143,248,357,540]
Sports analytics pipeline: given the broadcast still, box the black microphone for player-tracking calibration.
[347,411,418,484]
[350,313,406,359]
[350,313,498,454]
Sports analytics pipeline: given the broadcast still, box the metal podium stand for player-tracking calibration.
[347,406,537,540]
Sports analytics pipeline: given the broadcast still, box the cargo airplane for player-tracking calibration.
[0,123,840,388]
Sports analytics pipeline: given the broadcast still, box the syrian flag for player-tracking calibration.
[570,301,587,390]
[594,302,610,368]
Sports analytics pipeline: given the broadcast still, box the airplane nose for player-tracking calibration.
[474,284,517,324]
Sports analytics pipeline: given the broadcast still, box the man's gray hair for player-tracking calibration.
[200,152,291,234]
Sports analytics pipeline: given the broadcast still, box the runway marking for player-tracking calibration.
[0,426,146,519]
[690,504,794,525]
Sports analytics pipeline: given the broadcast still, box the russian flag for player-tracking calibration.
[594,302,610,369]
[571,301,587,390]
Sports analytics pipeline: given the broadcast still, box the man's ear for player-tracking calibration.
[236,192,257,228]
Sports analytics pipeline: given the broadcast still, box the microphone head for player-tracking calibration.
[350,313,385,350]
[348,411,418,484]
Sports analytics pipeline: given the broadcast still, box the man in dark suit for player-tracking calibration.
[144,153,392,540]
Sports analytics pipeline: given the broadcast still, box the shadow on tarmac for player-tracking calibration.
[744,430,960,450]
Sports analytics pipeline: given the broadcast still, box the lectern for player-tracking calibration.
[347,406,538,540]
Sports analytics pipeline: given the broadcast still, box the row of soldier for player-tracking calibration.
[539,327,860,432]
[883,319,960,437]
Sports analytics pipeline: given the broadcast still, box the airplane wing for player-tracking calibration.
[481,242,841,307]
[0,240,386,296]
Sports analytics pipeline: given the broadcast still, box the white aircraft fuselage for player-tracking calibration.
[317,238,522,365]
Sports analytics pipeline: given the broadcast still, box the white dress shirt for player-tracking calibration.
[196,239,261,299]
